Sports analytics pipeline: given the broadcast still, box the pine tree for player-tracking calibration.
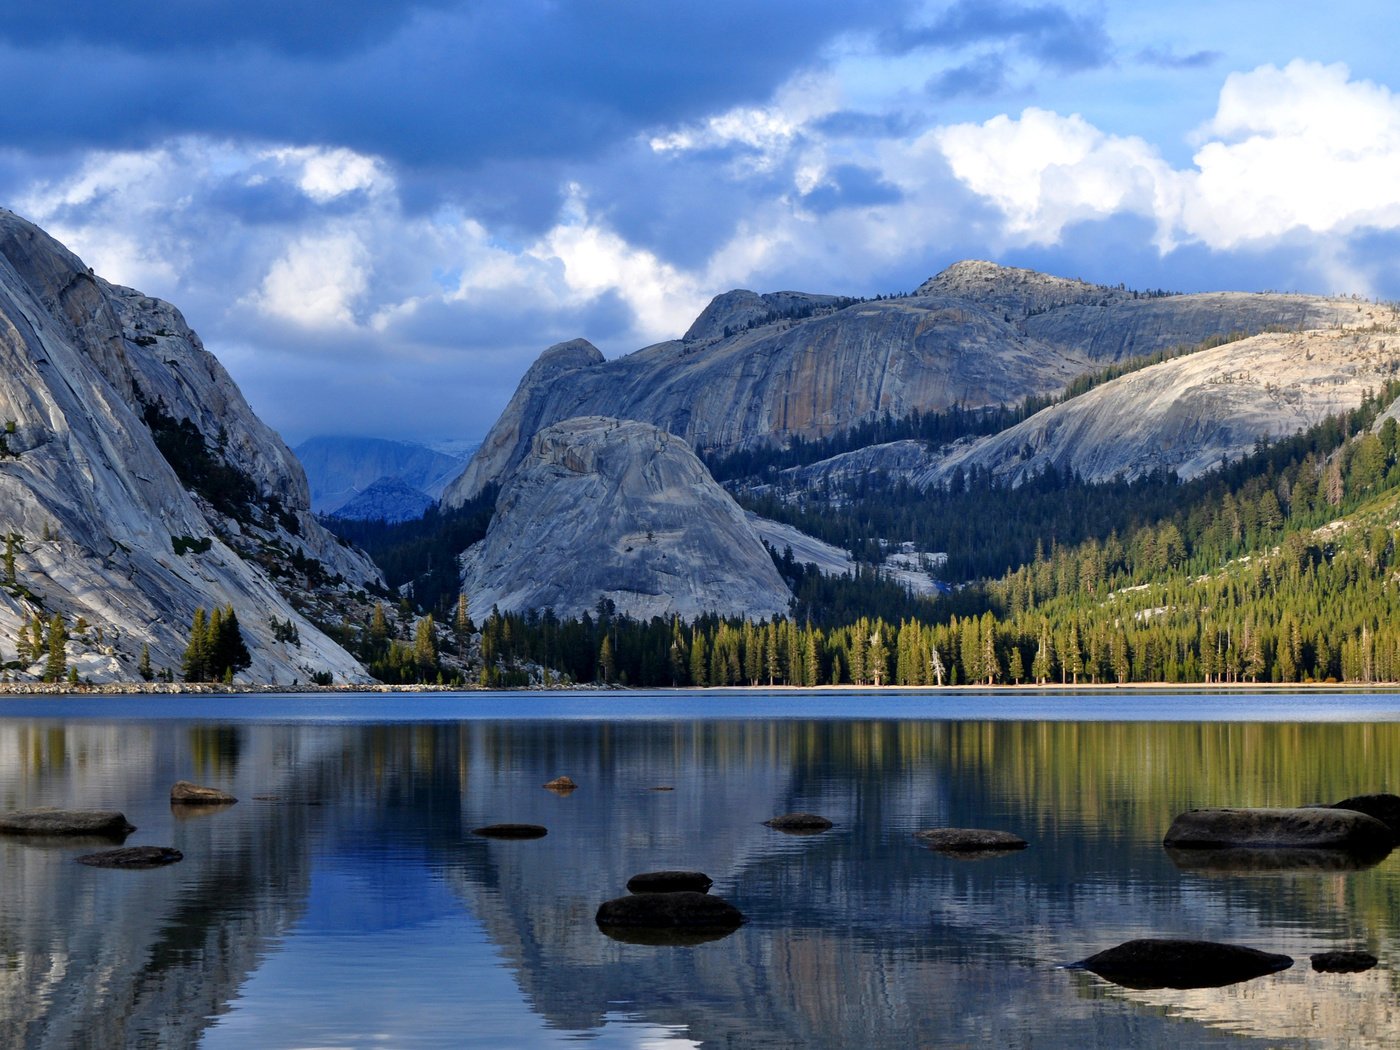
[689,631,708,687]
[414,615,438,677]
[182,608,209,681]
[599,635,616,684]
[138,643,153,682]
[43,614,66,683]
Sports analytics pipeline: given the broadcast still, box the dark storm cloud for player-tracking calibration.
[801,165,904,214]
[886,0,1113,73]
[0,2,913,176]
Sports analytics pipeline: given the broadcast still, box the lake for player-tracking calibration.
[2,690,1399,1048]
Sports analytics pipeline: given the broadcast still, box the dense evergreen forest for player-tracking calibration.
[461,386,1400,688]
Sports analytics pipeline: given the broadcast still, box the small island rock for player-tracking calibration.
[472,823,548,839]
[626,870,713,894]
[1311,951,1378,973]
[596,890,743,932]
[170,781,237,805]
[543,776,578,793]
[915,828,1028,853]
[764,813,832,832]
[77,846,183,869]
[0,809,135,838]
[1163,807,1395,855]
[1073,938,1293,990]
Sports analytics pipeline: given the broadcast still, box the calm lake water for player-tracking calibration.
[4,690,1400,1049]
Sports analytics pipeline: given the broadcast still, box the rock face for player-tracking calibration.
[294,435,468,515]
[1074,938,1293,990]
[915,308,1400,488]
[1163,807,1396,855]
[444,263,1356,503]
[1328,793,1400,836]
[458,417,792,622]
[0,210,379,683]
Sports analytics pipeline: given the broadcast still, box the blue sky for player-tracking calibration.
[3,1,1397,443]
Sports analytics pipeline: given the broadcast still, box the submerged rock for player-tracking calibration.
[1072,938,1293,990]
[1328,793,1400,836]
[0,809,135,838]
[77,846,183,869]
[170,781,237,805]
[595,890,743,938]
[915,828,1028,853]
[472,823,548,839]
[626,870,713,894]
[1311,951,1378,974]
[1163,807,1395,856]
[764,813,833,833]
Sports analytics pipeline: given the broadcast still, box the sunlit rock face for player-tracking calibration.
[913,306,1400,488]
[459,416,792,622]
[444,262,1356,504]
[0,210,380,683]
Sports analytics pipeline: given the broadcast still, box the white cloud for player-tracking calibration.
[253,229,371,329]
[935,61,1400,252]
[268,146,393,203]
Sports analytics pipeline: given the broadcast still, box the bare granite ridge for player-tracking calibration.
[443,263,1357,505]
[459,416,792,622]
[0,209,380,683]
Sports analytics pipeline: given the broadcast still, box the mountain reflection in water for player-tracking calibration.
[0,695,1397,1048]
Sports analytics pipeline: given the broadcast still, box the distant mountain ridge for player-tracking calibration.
[295,435,471,517]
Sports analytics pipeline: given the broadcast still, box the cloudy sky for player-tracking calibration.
[3,1,1397,445]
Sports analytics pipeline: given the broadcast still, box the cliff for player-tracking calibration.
[0,210,380,683]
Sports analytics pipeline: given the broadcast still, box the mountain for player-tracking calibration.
[459,417,792,622]
[327,476,437,523]
[294,435,470,516]
[0,209,380,683]
[444,262,1355,505]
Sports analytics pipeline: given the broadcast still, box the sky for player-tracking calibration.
[2,1,1398,445]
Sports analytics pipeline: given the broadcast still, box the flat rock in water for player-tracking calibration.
[915,828,1028,853]
[77,846,183,869]
[543,776,577,793]
[472,823,548,839]
[1329,793,1400,836]
[764,812,832,833]
[1073,938,1293,990]
[1163,807,1395,856]
[1311,951,1378,974]
[0,809,135,838]
[596,890,743,933]
[170,780,237,805]
[626,870,713,894]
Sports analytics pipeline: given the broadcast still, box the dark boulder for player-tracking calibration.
[1072,938,1293,990]
[0,809,135,839]
[472,823,548,839]
[626,870,713,894]
[764,812,832,833]
[170,781,237,805]
[1328,793,1400,836]
[77,846,183,869]
[915,828,1027,853]
[596,890,743,938]
[1311,950,1378,973]
[1163,807,1395,856]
